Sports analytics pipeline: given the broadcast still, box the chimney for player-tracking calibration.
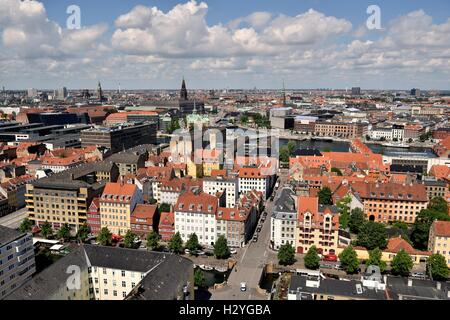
[407,279,413,287]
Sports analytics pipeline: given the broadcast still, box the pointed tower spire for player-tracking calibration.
[180,77,188,100]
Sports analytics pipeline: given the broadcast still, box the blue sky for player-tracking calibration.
[1,0,450,90]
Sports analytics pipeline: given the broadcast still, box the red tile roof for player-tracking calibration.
[175,191,218,215]
[432,220,450,237]
[385,236,431,256]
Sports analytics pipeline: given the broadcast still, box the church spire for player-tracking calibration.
[180,77,188,100]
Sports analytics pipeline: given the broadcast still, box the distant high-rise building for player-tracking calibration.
[54,87,68,100]
[411,88,421,97]
[351,87,361,96]
[27,88,38,98]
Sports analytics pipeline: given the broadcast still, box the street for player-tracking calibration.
[0,208,27,229]
[210,170,289,300]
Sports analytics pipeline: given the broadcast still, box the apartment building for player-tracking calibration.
[6,245,194,300]
[216,190,262,247]
[203,175,238,208]
[159,177,202,206]
[238,167,272,200]
[99,182,142,235]
[158,211,175,241]
[130,204,157,237]
[0,175,35,212]
[87,198,101,235]
[314,121,367,139]
[0,226,35,300]
[349,182,428,223]
[26,178,104,232]
[271,187,297,250]
[428,221,450,267]
[296,196,340,255]
[422,179,447,200]
[174,191,220,246]
[80,122,157,153]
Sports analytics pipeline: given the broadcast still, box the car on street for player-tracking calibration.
[334,264,344,271]
[257,227,262,233]
[230,249,237,254]
[240,282,247,292]
[323,254,338,262]
[411,272,427,279]
[252,236,258,242]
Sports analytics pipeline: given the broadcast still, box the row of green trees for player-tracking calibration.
[21,218,90,242]
[299,244,449,280]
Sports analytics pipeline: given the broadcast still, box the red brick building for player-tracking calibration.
[158,211,175,241]
[87,198,101,235]
[130,204,157,237]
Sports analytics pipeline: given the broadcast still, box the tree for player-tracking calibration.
[428,197,448,213]
[185,233,200,252]
[240,115,249,125]
[214,235,230,259]
[331,167,343,176]
[303,245,320,269]
[277,243,296,266]
[76,223,90,243]
[168,232,183,254]
[357,221,387,250]
[146,231,161,251]
[349,208,365,234]
[97,227,112,246]
[57,223,71,242]
[391,249,413,276]
[148,198,157,205]
[167,118,181,133]
[123,230,136,248]
[339,246,360,274]
[279,141,296,163]
[19,218,32,233]
[40,221,53,239]
[337,195,351,230]
[318,187,333,205]
[366,247,387,272]
[427,254,449,280]
[194,269,205,288]
[411,209,450,250]
[159,203,171,213]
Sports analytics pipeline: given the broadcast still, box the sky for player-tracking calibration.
[0,0,450,90]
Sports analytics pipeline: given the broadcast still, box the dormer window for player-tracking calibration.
[407,194,412,199]
[189,204,194,210]
[208,205,213,212]
[179,203,184,210]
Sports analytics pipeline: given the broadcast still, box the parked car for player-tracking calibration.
[334,264,344,271]
[230,249,237,255]
[240,282,247,292]
[411,272,427,279]
[253,237,258,242]
[257,227,262,233]
[323,254,338,262]
[184,249,190,254]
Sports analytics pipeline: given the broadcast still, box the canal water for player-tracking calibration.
[195,267,230,287]
[280,139,435,156]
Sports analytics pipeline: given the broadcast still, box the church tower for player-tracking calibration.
[97,81,104,103]
[180,77,188,100]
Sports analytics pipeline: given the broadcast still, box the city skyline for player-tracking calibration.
[1,0,450,90]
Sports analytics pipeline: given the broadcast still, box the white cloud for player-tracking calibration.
[0,1,449,89]
[0,0,107,59]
